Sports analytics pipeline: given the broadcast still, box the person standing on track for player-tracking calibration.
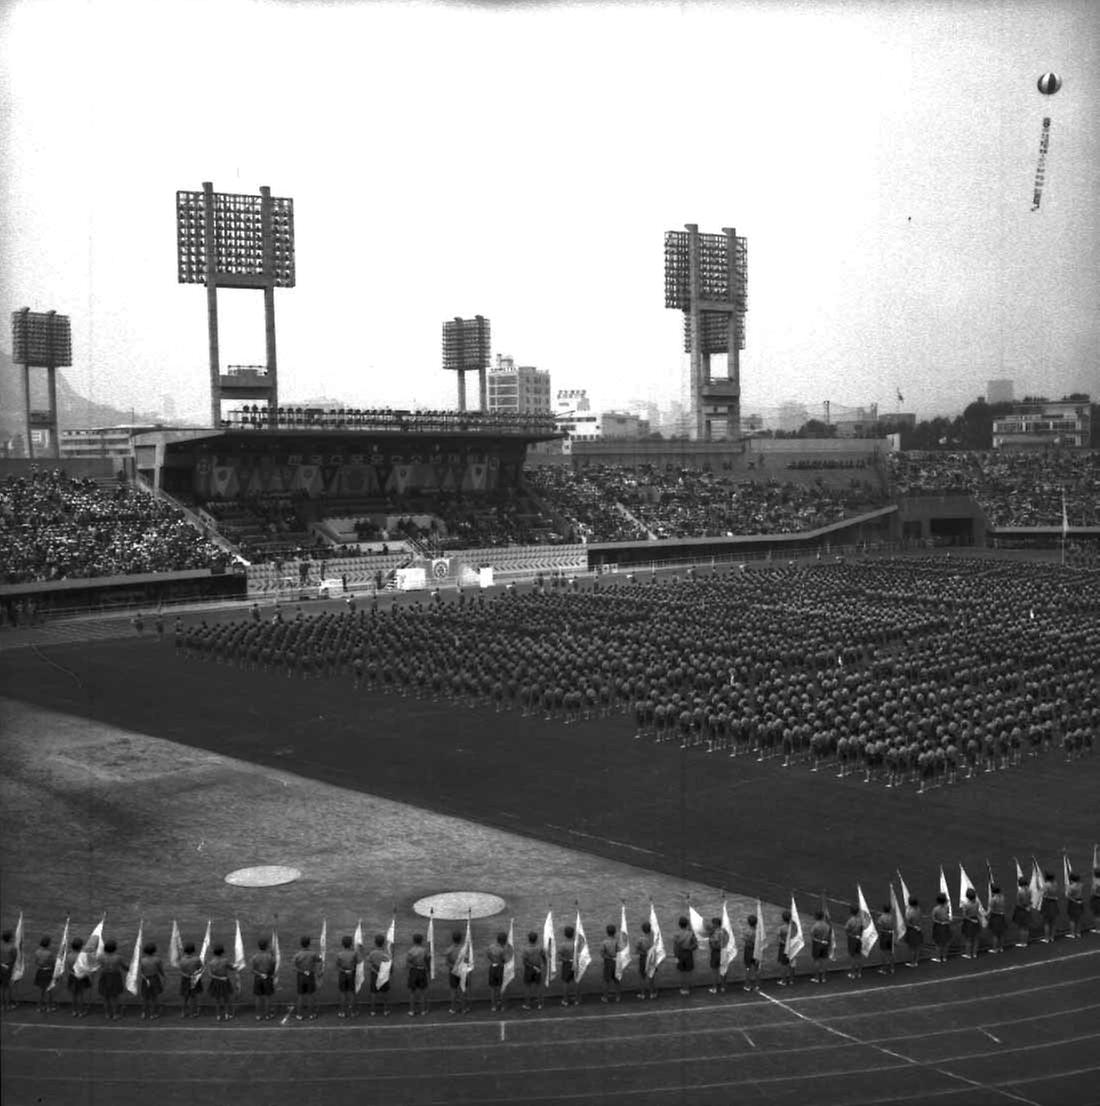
[0,929,15,1010]
[1065,873,1084,939]
[1013,876,1033,948]
[66,936,91,1017]
[446,930,470,1015]
[600,924,621,1003]
[403,933,427,1017]
[742,915,760,993]
[904,898,923,968]
[33,935,55,1013]
[521,931,545,1011]
[293,935,321,1020]
[960,889,981,959]
[876,903,895,974]
[177,941,203,1018]
[844,905,864,979]
[97,939,126,1020]
[636,921,657,1000]
[559,925,577,1007]
[987,885,1007,953]
[208,943,236,1022]
[487,931,510,1013]
[931,894,952,963]
[1040,871,1060,943]
[776,910,794,987]
[139,942,165,1020]
[708,917,730,994]
[250,937,276,1021]
[810,911,831,984]
[335,935,359,1018]
[672,916,698,997]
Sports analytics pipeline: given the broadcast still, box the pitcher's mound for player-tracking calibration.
[413,891,506,919]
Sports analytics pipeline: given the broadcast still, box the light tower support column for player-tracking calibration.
[202,181,221,430]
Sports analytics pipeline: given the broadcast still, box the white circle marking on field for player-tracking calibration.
[224,865,302,887]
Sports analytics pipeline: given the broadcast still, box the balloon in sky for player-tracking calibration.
[1037,72,1062,95]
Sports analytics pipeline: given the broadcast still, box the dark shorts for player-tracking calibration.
[812,940,829,961]
[847,936,862,957]
[34,966,54,989]
[743,946,755,968]
[523,965,542,986]
[406,967,427,992]
[1040,899,1059,923]
[988,913,1006,936]
[209,977,232,1001]
[448,972,462,991]
[710,948,721,971]
[1067,900,1083,921]
[932,922,951,946]
[253,976,274,997]
[179,977,202,998]
[879,933,893,952]
[488,964,504,988]
[961,918,980,940]
[777,951,790,967]
[602,959,616,983]
[560,962,575,984]
[1012,905,1030,926]
[676,950,694,974]
[905,925,923,950]
[68,973,91,993]
[338,970,355,993]
[140,976,163,999]
[98,972,123,999]
[297,972,316,995]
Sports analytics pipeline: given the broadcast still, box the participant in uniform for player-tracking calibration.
[139,942,165,1020]
[876,904,895,974]
[0,929,15,1010]
[960,889,981,959]
[486,931,510,1013]
[1013,876,1033,948]
[250,937,276,1021]
[335,935,359,1019]
[635,921,657,1000]
[403,933,427,1017]
[208,943,236,1022]
[293,936,321,1021]
[810,912,832,984]
[66,936,91,1017]
[178,941,203,1018]
[904,898,923,968]
[707,917,730,994]
[1040,871,1060,943]
[844,905,864,979]
[97,938,126,1021]
[1090,866,1100,936]
[558,925,577,1007]
[600,925,621,1003]
[521,931,545,1011]
[33,935,55,1013]
[931,894,952,963]
[672,916,698,997]
[446,931,470,1015]
[741,915,759,993]
[775,911,794,987]
[987,886,1007,953]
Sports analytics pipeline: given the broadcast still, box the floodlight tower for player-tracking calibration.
[176,182,296,428]
[11,308,72,459]
[664,224,748,440]
[442,315,491,411]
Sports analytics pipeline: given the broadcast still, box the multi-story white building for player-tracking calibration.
[487,355,552,415]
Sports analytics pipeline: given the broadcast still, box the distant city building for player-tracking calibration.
[487,355,551,415]
[987,379,1015,405]
[599,411,650,438]
[555,388,598,439]
[59,425,161,460]
[992,398,1091,449]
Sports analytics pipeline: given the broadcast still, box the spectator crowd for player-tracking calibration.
[0,469,230,584]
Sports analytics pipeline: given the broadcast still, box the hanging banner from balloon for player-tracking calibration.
[1031,72,1061,213]
[1030,117,1052,213]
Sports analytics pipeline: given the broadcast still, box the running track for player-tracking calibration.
[3,946,1098,1106]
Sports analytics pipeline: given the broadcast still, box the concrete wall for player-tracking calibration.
[0,457,120,480]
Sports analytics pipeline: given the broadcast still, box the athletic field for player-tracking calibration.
[1,588,1097,1106]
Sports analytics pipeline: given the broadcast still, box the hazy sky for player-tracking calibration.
[1,0,1097,423]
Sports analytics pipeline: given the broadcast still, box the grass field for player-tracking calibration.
[1,625,1095,914]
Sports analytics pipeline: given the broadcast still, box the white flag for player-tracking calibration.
[646,903,666,978]
[50,917,70,991]
[755,900,768,964]
[376,916,395,988]
[272,925,281,989]
[168,920,182,969]
[857,886,878,958]
[10,912,24,983]
[198,919,212,966]
[574,910,592,983]
[543,910,557,986]
[786,895,805,961]
[317,918,328,983]
[233,920,246,972]
[125,920,144,996]
[1063,853,1073,894]
[891,885,907,944]
[720,900,737,973]
[615,903,631,981]
[353,919,366,994]
[73,917,105,979]
[427,911,436,981]
[454,915,474,993]
[897,870,912,911]
[501,918,516,994]
[688,902,708,948]
[939,867,954,921]
[1029,859,1044,911]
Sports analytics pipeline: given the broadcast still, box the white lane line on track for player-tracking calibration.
[29,645,84,687]
[758,988,1043,1106]
[12,970,1094,1042]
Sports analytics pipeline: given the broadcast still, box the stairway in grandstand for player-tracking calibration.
[616,501,657,541]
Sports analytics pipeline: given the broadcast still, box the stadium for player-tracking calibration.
[3,6,1100,1103]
